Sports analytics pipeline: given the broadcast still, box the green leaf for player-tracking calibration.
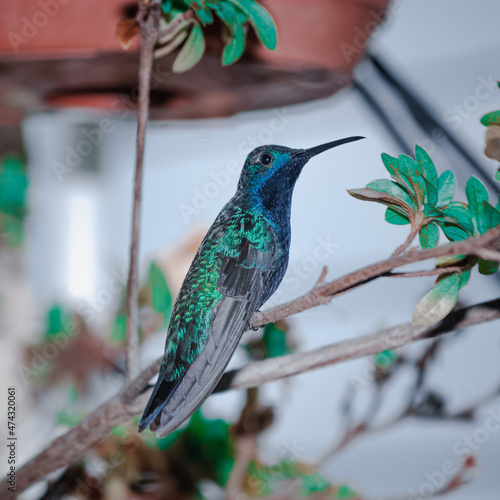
[423,203,444,219]
[110,313,127,343]
[0,155,28,211]
[465,176,489,234]
[155,28,189,58]
[436,170,456,207]
[56,409,84,428]
[334,484,358,499]
[227,0,277,49]
[440,201,474,235]
[366,179,415,207]
[415,146,438,187]
[478,258,498,275]
[482,201,500,231]
[380,153,399,179]
[385,207,410,225]
[459,269,471,289]
[147,262,173,322]
[480,110,500,127]
[347,187,411,212]
[172,22,205,72]
[440,224,470,242]
[412,273,460,327]
[190,0,213,24]
[435,254,466,267]
[419,223,439,248]
[263,322,290,358]
[161,0,172,14]
[220,11,246,65]
[211,0,248,64]
[46,304,66,338]
[495,169,500,182]
[299,474,330,496]
[398,154,425,203]
[415,146,438,204]
[375,349,397,368]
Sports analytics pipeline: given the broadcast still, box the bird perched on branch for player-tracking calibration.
[139,136,364,437]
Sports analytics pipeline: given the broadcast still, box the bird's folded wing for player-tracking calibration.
[155,230,278,437]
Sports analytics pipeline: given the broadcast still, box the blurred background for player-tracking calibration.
[1,0,500,498]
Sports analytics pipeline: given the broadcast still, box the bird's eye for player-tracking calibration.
[260,153,273,166]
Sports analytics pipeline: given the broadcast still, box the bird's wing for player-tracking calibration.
[139,209,280,436]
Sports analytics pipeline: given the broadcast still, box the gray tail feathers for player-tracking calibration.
[138,375,183,432]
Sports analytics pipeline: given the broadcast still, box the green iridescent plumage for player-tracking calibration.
[163,206,280,381]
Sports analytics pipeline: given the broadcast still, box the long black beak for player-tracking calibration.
[296,136,365,159]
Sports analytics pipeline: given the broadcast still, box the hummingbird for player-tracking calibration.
[139,136,364,437]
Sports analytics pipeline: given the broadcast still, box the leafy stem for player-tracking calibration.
[349,145,500,327]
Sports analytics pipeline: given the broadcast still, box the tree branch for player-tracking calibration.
[8,226,500,494]
[251,226,500,327]
[125,0,161,381]
[9,296,500,494]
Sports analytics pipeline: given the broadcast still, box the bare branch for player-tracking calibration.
[252,226,500,327]
[8,224,500,494]
[7,296,500,494]
[223,298,500,392]
[125,0,161,381]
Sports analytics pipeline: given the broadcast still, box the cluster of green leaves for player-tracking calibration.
[246,460,329,497]
[0,155,28,248]
[157,0,277,72]
[246,460,358,498]
[480,81,500,181]
[139,409,235,487]
[348,146,500,327]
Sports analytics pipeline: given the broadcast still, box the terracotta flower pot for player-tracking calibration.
[0,0,130,56]
[254,0,390,73]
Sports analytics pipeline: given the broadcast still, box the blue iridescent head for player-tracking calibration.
[237,137,364,208]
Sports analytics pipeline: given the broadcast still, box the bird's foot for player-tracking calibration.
[248,312,261,331]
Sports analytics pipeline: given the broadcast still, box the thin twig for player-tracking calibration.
[391,225,419,257]
[125,0,161,381]
[368,455,476,500]
[225,435,257,500]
